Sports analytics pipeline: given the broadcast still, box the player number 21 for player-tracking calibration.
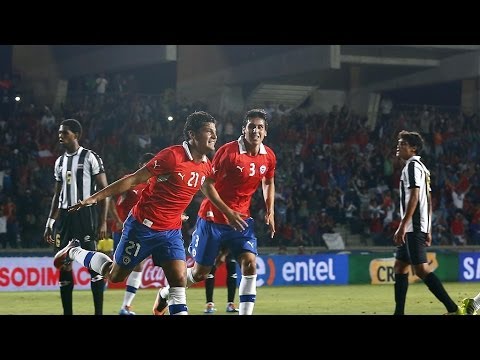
[125,241,140,257]
[187,172,199,187]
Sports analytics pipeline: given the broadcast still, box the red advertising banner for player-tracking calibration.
[0,256,229,291]
[0,257,91,291]
[108,256,228,289]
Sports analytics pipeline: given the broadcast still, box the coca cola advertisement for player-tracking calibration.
[108,255,222,289]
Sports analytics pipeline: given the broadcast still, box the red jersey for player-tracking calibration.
[111,175,149,232]
[132,142,212,231]
[198,137,276,225]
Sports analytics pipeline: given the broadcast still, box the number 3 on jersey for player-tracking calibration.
[249,163,256,176]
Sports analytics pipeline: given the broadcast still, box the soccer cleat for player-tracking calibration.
[119,305,136,315]
[444,305,465,315]
[152,289,168,315]
[204,302,216,314]
[53,239,80,269]
[461,298,478,315]
[226,302,239,313]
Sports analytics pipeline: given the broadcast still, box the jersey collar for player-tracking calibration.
[65,146,83,157]
[237,136,267,155]
[406,155,421,164]
[182,141,208,162]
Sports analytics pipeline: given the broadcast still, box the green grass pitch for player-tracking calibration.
[1,282,478,315]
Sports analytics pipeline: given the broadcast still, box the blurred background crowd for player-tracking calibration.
[1,69,479,251]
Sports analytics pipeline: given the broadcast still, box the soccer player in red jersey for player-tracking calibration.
[55,111,247,315]
[156,109,276,315]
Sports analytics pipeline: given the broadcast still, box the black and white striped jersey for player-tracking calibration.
[54,146,105,209]
[399,155,431,233]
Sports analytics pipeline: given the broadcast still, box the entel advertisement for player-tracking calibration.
[254,254,348,286]
[459,252,480,282]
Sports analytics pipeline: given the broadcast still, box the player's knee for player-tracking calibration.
[240,256,256,275]
[414,265,429,279]
[61,263,73,271]
[393,261,407,274]
[108,266,129,283]
[109,273,127,283]
[197,273,209,282]
[193,271,209,283]
[168,273,187,287]
[133,263,143,272]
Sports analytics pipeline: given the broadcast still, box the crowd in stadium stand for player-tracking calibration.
[0,71,479,250]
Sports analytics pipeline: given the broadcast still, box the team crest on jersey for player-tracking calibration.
[122,256,131,265]
[84,235,91,242]
[260,165,267,174]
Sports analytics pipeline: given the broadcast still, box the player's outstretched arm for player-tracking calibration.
[68,166,152,212]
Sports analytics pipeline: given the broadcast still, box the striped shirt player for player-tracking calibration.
[398,155,431,234]
[44,118,108,316]
[53,146,107,250]
[54,147,105,208]
[393,130,461,315]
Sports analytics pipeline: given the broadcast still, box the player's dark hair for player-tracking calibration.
[61,119,83,139]
[243,108,269,130]
[139,152,155,166]
[398,130,424,154]
[183,111,216,141]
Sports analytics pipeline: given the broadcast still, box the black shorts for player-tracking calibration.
[53,206,98,253]
[395,232,428,265]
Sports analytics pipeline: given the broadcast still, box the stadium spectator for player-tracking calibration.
[0,204,7,249]
[43,119,108,315]
[4,196,19,248]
